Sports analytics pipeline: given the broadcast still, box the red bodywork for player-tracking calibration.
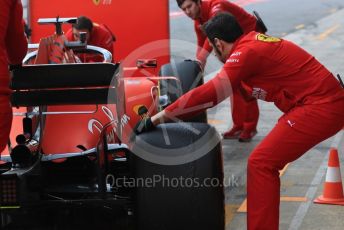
[0,0,172,162]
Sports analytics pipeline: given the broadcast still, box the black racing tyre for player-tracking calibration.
[159,60,207,123]
[131,123,224,230]
[1,206,132,230]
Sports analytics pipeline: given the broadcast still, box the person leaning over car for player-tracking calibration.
[135,13,344,230]
[65,16,116,62]
[0,0,28,152]
[177,0,266,142]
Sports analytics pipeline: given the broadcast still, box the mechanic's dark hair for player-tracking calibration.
[73,16,93,32]
[202,13,243,44]
[176,0,200,7]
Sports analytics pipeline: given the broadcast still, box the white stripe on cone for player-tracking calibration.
[325,167,342,183]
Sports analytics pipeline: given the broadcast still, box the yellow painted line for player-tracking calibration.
[237,163,291,213]
[237,199,247,213]
[316,24,340,40]
[225,204,241,226]
[280,196,307,202]
[295,24,305,30]
[208,119,226,125]
[237,197,307,213]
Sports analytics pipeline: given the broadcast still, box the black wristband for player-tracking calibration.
[144,117,154,130]
[135,117,154,134]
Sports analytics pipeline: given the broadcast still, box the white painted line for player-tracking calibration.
[169,11,184,19]
[288,130,344,230]
[287,148,327,230]
[331,130,344,148]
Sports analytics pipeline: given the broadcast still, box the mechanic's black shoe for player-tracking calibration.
[238,130,257,142]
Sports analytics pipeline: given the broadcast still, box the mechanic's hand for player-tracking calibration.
[134,117,155,135]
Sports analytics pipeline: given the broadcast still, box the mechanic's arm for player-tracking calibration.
[195,23,212,68]
[93,33,114,62]
[135,48,258,133]
[151,68,237,126]
[103,37,114,59]
[5,1,28,65]
[64,29,75,41]
[135,73,232,134]
[153,47,258,123]
[197,39,213,69]
[102,24,116,58]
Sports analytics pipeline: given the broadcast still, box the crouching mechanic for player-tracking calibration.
[177,0,266,141]
[65,16,116,62]
[135,13,344,230]
[0,0,28,152]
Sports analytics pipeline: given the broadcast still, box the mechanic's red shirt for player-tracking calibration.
[0,0,28,95]
[195,0,257,64]
[66,23,115,61]
[165,32,344,120]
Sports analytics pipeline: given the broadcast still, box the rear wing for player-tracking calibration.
[10,63,119,107]
[37,17,77,35]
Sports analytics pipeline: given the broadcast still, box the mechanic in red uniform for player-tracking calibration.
[0,0,28,152]
[177,0,263,141]
[136,13,344,229]
[65,16,115,62]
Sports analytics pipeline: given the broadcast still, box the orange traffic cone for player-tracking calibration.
[314,148,344,205]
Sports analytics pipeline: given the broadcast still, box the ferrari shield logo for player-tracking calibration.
[256,34,281,43]
[93,0,101,6]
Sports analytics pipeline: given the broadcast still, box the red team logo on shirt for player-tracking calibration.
[252,87,267,100]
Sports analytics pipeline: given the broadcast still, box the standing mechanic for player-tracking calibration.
[136,13,344,230]
[177,0,266,141]
[65,16,116,62]
[0,0,28,152]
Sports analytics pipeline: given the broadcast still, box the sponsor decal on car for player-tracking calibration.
[92,0,112,6]
[88,106,130,142]
[126,79,142,85]
[92,0,101,5]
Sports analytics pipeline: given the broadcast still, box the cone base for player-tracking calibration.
[314,195,344,205]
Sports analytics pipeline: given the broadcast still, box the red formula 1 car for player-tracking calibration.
[0,14,224,230]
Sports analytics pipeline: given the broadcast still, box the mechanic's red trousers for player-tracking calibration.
[0,94,12,153]
[247,99,344,230]
[232,90,259,131]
